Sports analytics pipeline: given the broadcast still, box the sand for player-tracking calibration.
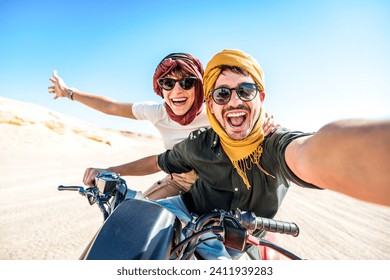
[1,96,389,260]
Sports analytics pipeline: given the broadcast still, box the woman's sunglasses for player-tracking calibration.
[158,76,197,91]
[210,83,260,105]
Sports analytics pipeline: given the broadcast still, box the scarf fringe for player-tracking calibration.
[232,146,275,190]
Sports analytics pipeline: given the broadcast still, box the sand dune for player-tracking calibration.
[0,97,389,260]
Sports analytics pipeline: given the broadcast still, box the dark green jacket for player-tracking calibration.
[158,127,318,218]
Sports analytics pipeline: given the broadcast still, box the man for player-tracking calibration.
[84,49,390,259]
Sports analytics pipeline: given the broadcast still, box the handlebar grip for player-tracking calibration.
[256,217,299,237]
[58,185,84,192]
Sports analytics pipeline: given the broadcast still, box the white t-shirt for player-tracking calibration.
[132,101,210,149]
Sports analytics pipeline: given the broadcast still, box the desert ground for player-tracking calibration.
[0,97,389,260]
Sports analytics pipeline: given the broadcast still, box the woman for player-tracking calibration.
[48,53,279,199]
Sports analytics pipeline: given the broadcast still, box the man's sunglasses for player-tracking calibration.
[158,76,197,91]
[210,83,260,105]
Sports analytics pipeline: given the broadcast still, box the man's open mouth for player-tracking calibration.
[226,111,247,128]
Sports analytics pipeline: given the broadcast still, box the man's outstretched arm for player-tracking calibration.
[285,119,390,206]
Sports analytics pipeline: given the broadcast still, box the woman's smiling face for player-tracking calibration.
[162,74,196,116]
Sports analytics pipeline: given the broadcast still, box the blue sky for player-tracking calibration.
[1,0,389,136]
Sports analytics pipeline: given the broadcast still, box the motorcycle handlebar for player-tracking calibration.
[255,216,299,237]
[234,209,299,237]
[58,185,84,192]
[58,176,299,238]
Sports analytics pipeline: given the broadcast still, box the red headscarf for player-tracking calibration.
[153,53,204,125]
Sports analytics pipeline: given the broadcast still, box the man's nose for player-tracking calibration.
[228,90,242,105]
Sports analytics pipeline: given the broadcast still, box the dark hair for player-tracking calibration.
[163,66,187,79]
[218,65,250,76]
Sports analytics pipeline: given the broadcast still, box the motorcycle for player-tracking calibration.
[58,171,302,260]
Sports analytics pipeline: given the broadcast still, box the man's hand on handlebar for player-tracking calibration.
[83,167,108,186]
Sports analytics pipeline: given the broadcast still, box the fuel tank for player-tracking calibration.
[81,198,181,260]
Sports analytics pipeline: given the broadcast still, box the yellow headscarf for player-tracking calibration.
[204,49,273,189]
